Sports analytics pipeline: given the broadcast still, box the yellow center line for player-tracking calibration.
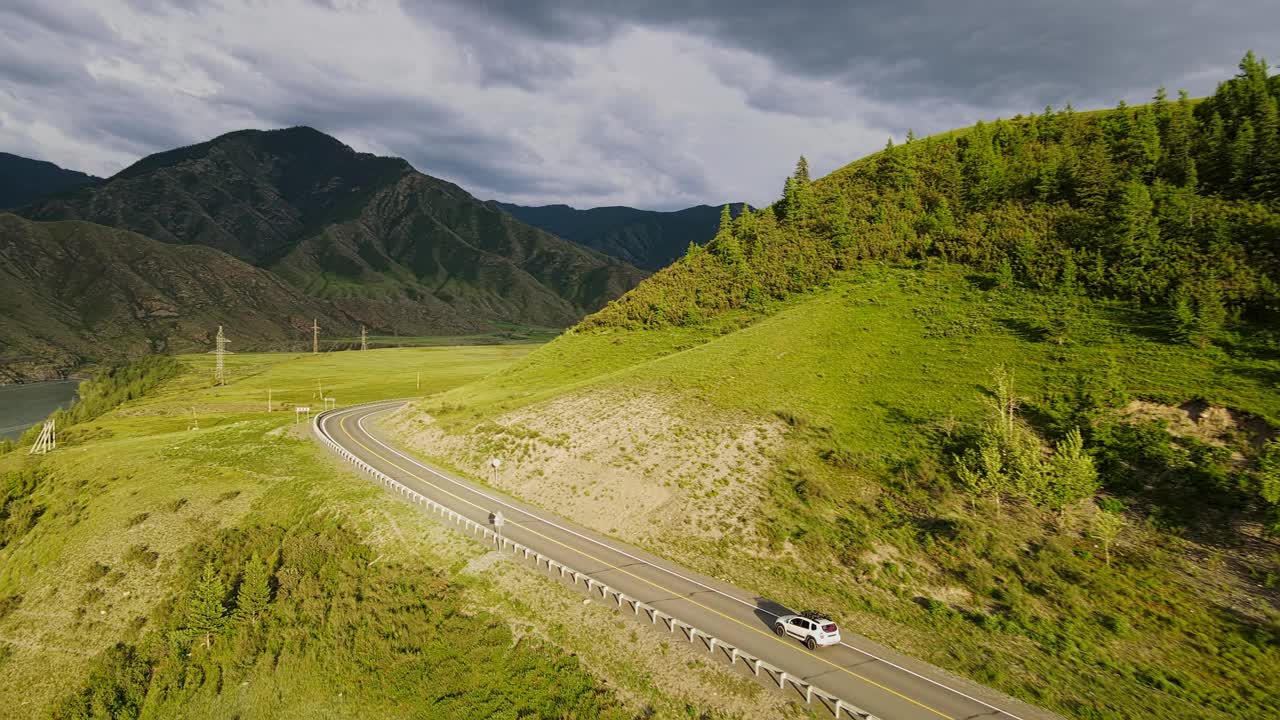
[336,410,955,720]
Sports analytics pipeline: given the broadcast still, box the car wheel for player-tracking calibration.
[806,636,816,650]
[774,624,785,636]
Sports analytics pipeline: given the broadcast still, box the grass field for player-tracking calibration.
[403,261,1280,720]
[0,345,790,719]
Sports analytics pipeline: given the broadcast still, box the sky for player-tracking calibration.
[0,1,1274,210]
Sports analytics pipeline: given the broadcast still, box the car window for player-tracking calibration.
[800,619,813,630]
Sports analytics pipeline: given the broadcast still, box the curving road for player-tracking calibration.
[318,400,1062,720]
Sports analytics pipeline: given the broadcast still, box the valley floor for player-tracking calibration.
[0,347,795,719]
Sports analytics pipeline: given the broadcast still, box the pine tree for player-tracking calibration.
[1128,108,1161,179]
[785,156,816,225]
[1073,134,1114,210]
[1193,281,1227,348]
[708,204,745,267]
[1253,96,1280,199]
[995,257,1015,290]
[962,122,1003,209]
[1088,508,1124,568]
[1152,86,1169,130]
[1108,180,1159,297]
[185,561,227,648]
[233,554,271,626]
[1169,285,1197,344]
[1202,111,1230,189]
[1230,117,1257,194]
[829,193,853,253]
[1043,429,1099,510]
[1160,90,1196,186]
[776,176,794,223]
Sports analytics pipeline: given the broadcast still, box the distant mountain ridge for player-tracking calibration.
[20,127,647,335]
[0,213,349,382]
[494,201,749,270]
[0,152,100,209]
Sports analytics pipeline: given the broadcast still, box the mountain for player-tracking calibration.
[0,213,350,382]
[493,201,749,270]
[395,55,1280,720]
[0,152,100,208]
[19,127,647,334]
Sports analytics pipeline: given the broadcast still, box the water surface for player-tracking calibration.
[0,380,80,441]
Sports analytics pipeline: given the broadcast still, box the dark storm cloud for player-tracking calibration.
[2,0,1276,209]
[420,0,1275,110]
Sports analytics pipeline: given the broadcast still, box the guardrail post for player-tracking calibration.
[805,684,813,703]
[779,671,788,690]
[729,647,738,665]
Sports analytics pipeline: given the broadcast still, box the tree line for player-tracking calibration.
[582,51,1280,345]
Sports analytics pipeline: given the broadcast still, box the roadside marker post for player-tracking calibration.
[493,510,505,544]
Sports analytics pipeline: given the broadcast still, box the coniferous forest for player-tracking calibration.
[587,52,1280,342]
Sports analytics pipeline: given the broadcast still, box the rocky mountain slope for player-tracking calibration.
[494,201,748,270]
[0,152,100,209]
[0,213,349,382]
[20,127,647,334]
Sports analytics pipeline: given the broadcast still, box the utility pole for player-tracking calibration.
[311,318,320,354]
[267,388,273,413]
[416,371,420,391]
[360,325,368,351]
[212,326,231,386]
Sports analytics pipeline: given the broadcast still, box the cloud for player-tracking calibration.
[0,0,1274,210]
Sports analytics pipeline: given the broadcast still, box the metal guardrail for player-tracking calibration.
[314,406,879,720]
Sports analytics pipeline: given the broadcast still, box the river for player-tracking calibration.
[0,380,80,441]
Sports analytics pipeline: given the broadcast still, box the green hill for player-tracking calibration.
[390,54,1280,720]
[20,127,648,334]
[494,201,750,270]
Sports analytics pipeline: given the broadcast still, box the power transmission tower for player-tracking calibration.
[360,325,368,351]
[212,326,232,385]
[312,318,320,354]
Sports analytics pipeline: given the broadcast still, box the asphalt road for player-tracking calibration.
[319,400,1062,720]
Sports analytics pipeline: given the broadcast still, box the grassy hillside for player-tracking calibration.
[401,263,1279,719]
[0,348,786,719]
[391,53,1280,719]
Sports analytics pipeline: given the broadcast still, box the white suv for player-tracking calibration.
[774,613,841,650]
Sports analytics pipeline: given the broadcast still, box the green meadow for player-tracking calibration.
[419,262,1280,720]
[0,345,777,719]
